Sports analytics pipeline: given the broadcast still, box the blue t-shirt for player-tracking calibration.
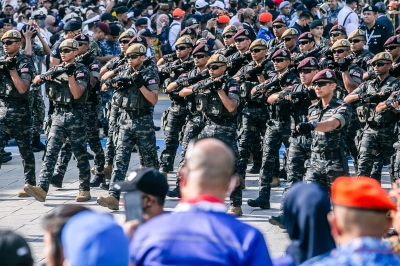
[256,25,275,42]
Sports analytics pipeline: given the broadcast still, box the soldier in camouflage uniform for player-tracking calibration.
[115,6,128,33]
[384,36,400,79]
[266,17,287,52]
[348,29,374,72]
[165,43,210,198]
[298,69,352,193]
[226,29,252,77]
[247,48,300,210]
[344,52,400,182]
[50,34,105,188]
[281,28,301,56]
[214,25,238,57]
[0,30,36,197]
[97,43,159,210]
[159,37,193,176]
[310,20,330,48]
[24,39,92,202]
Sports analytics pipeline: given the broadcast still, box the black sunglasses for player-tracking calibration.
[126,54,141,59]
[283,37,294,42]
[250,48,265,53]
[385,46,399,51]
[207,64,224,70]
[299,41,310,45]
[349,39,363,44]
[120,39,130,44]
[234,38,249,43]
[299,69,317,74]
[372,62,389,67]
[60,49,73,54]
[176,45,189,51]
[3,40,18,46]
[272,24,284,29]
[330,32,341,37]
[314,81,333,87]
[193,54,207,59]
[272,58,287,63]
[4,7,13,11]
[332,49,348,54]
[223,34,233,39]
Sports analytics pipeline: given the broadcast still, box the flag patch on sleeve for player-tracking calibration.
[229,86,237,92]
[148,79,156,84]
[76,72,84,78]
[21,68,29,73]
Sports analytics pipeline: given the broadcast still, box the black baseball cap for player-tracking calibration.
[100,12,116,21]
[0,230,33,266]
[114,168,169,200]
[138,29,156,38]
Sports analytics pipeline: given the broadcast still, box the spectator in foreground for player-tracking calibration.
[273,183,336,266]
[130,138,273,265]
[0,230,33,266]
[302,177,400,265]
[386,180,400,255]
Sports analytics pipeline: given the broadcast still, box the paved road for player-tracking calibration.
[0,95,391,263]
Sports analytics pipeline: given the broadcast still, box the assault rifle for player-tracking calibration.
[176,71,210,87]
[227,52,252,69]
[292,46,325,65]
[252,67,294,99]
[237,58,269,82]
[359,86,396,104]
[76,49,94,65]
[191,74,229,94]
[33,64,76,86]
[163,53,177,63]
[160,61,195,77]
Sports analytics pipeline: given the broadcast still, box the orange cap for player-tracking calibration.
[218,15,230,24]
[259,12,272,23]
[332,177,397,211]
[388,1,397,9]
[172,8,185,18]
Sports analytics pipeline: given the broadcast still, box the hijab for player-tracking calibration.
[156,14,169,35]
[283,183,336,265]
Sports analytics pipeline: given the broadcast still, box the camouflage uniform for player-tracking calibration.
[353,75,400,181]
[353,49,374,71]
[0,42,5,57]
[107,64,159,200]
[89,36,104,57]
[226,51,252,77]
[52,56,105,184]
[387,91,400,183]
[36,63,91,192]
[115,21,125,34]
[0,52,36,185]
[305,96,352,193]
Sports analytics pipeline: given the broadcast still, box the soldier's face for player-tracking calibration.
[281,5,291,16]
[349,37,365,52]
[299,68,318,86]
[310,26,323,38]
[299,40,314,53]
[175,45,191,59]
[3,38,20,54]
[272,57,290,72]
[283,36,297,50]
[314,80,336,98]
[373,60,391,76]
[250,46,267,61]
[272,23,287,37]
[60,48,77,63]
[363,11,376,24]
[234,37,250,52]
[208,64,226,77]
[333,48,350,61]
[128,54,145,67]
[330,31,346,44]
[77,42,88,55]
[119,38,131,52]
[193,52,209,67]
[223,33,234,46]
[4,23,13,31]
[384,45,400,57]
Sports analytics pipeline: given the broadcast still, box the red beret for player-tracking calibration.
[330,25,346,33]
[193,43,211,55]
[271,48,291,59]
[332,177,397,211]
[233,29,251,39]
[297,57,319,70]
[259,12,272,23]
[273,0,284,5]
[272,17,287,25]
[181,27,196,37]
[97,22,111,35]
[384,36,400,46]
[128,35,147,48]
[298,32,314,41]
[218,15,230,24]
[312,69,336,83]
[74,33,89,42]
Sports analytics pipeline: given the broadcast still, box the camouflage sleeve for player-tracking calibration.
[226,79,240,102]
[234,65,245,77]
[143,69,159,91]
[352,81,368,95]
[32,44,46,56]
[17,58,34,82]
[332,103,352,129]
[349,65,362,85]
[74,66,90,88]
[105,57,118,71]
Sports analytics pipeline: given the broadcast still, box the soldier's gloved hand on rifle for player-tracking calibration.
[359,93,382,103]
[65,64,76,77]
[133,73,144,88]
[337,57,351,72]
[296,122,316,135]
[278,90,291,100]
[6,57,17,70]
[213,76,224,88]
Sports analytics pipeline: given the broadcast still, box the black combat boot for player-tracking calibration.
[50,175,63,188]
[3,151,11,157]
[90,176,105,187]
[99,182,109,191]
[167,179,181,198]
[248,164,261,174]
[269,215,285,228]
[247,191,270,209]
[31,135,46,151]
[2,155,12,163]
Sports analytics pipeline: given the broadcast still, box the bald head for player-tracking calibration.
[243,8,255,19]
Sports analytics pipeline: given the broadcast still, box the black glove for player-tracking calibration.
[297,122,316,135]
[65,64,76,76]
[213,78,224,88]
[338,58,351,72]
[365,94,382,103]
[6,57,17,70]
[133,74,144,88]
[358,92,369,103]
[278,90,290,100]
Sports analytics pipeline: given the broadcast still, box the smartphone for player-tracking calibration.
[202,30,208,39]
[123,191,143,223]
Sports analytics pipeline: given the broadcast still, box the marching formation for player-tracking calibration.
[1,4,400,221]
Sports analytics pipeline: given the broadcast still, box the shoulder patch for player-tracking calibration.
[148,79,156,84]
[76,72,85,78]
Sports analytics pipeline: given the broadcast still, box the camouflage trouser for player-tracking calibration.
[286,135,312,185]
[52,103,105,181]
[104,104,120,165]
[38,107,90,192]
[159,101,188,172]
[260,120,290,197]
[109,111,159,200]
[29,89,45,138]
[357,125,396,182]
[199,118,241,206]
[99,90,112,130]
[174,114,205,184]
[0,100,35,185]
[237,104,267,179]
[304,151,348,194]
[390,141,400,183]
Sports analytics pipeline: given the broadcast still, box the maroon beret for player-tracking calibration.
[272,17,287,25]
[128,35,148,48]
[97,22,111,35]
[330,25,346,34]
[396,25,400,33]
[384,36,400,46]
[271,48,291,59]
[312,69,336,83]
[233,29,251,39]
[74,33,89,42]
[181,27,196,37]
[193,43,211,55]
[298,32,314,41]
[297,57,319,70]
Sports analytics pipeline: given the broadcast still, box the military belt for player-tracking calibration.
[122,109,151,116]
[55,103,84,109]
[207,117,235,124]
[0,98,27,107]
[367,122,395,128]
[311,151,341,160]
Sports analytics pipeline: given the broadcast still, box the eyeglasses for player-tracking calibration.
[349,39,363,44]
[272,24,284,29]
[283,37,294,42]
[332,49,348,54]
[314,81,333,87]
[299,69,317,74]
[385,46,399,51]
[250,48,266,53]
[272,58,287,63]
[2,40,18,46]
[193,54,207,59]
[176,46,189,51]
[120,39,130,44]
[4,7,13,11]
[60,49,73,54]
[126,54,141,59]
[299,41,310,45]
[223,34,233,39]
[207,64,224,70]
[330,32,342,37]
[372,62,389,67]
[234,38,249,43]
[78,42,87,47]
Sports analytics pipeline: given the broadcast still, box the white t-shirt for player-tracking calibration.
[338,5,359,36]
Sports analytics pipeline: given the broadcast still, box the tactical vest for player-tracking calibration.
[0,54,30,101]
[113,83,152,110]
[46,63,89,106]
[195,89,237,118]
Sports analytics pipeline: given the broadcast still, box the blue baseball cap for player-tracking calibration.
[296,4,307,11]
[61,210,129,266]
[279,1,290,9]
